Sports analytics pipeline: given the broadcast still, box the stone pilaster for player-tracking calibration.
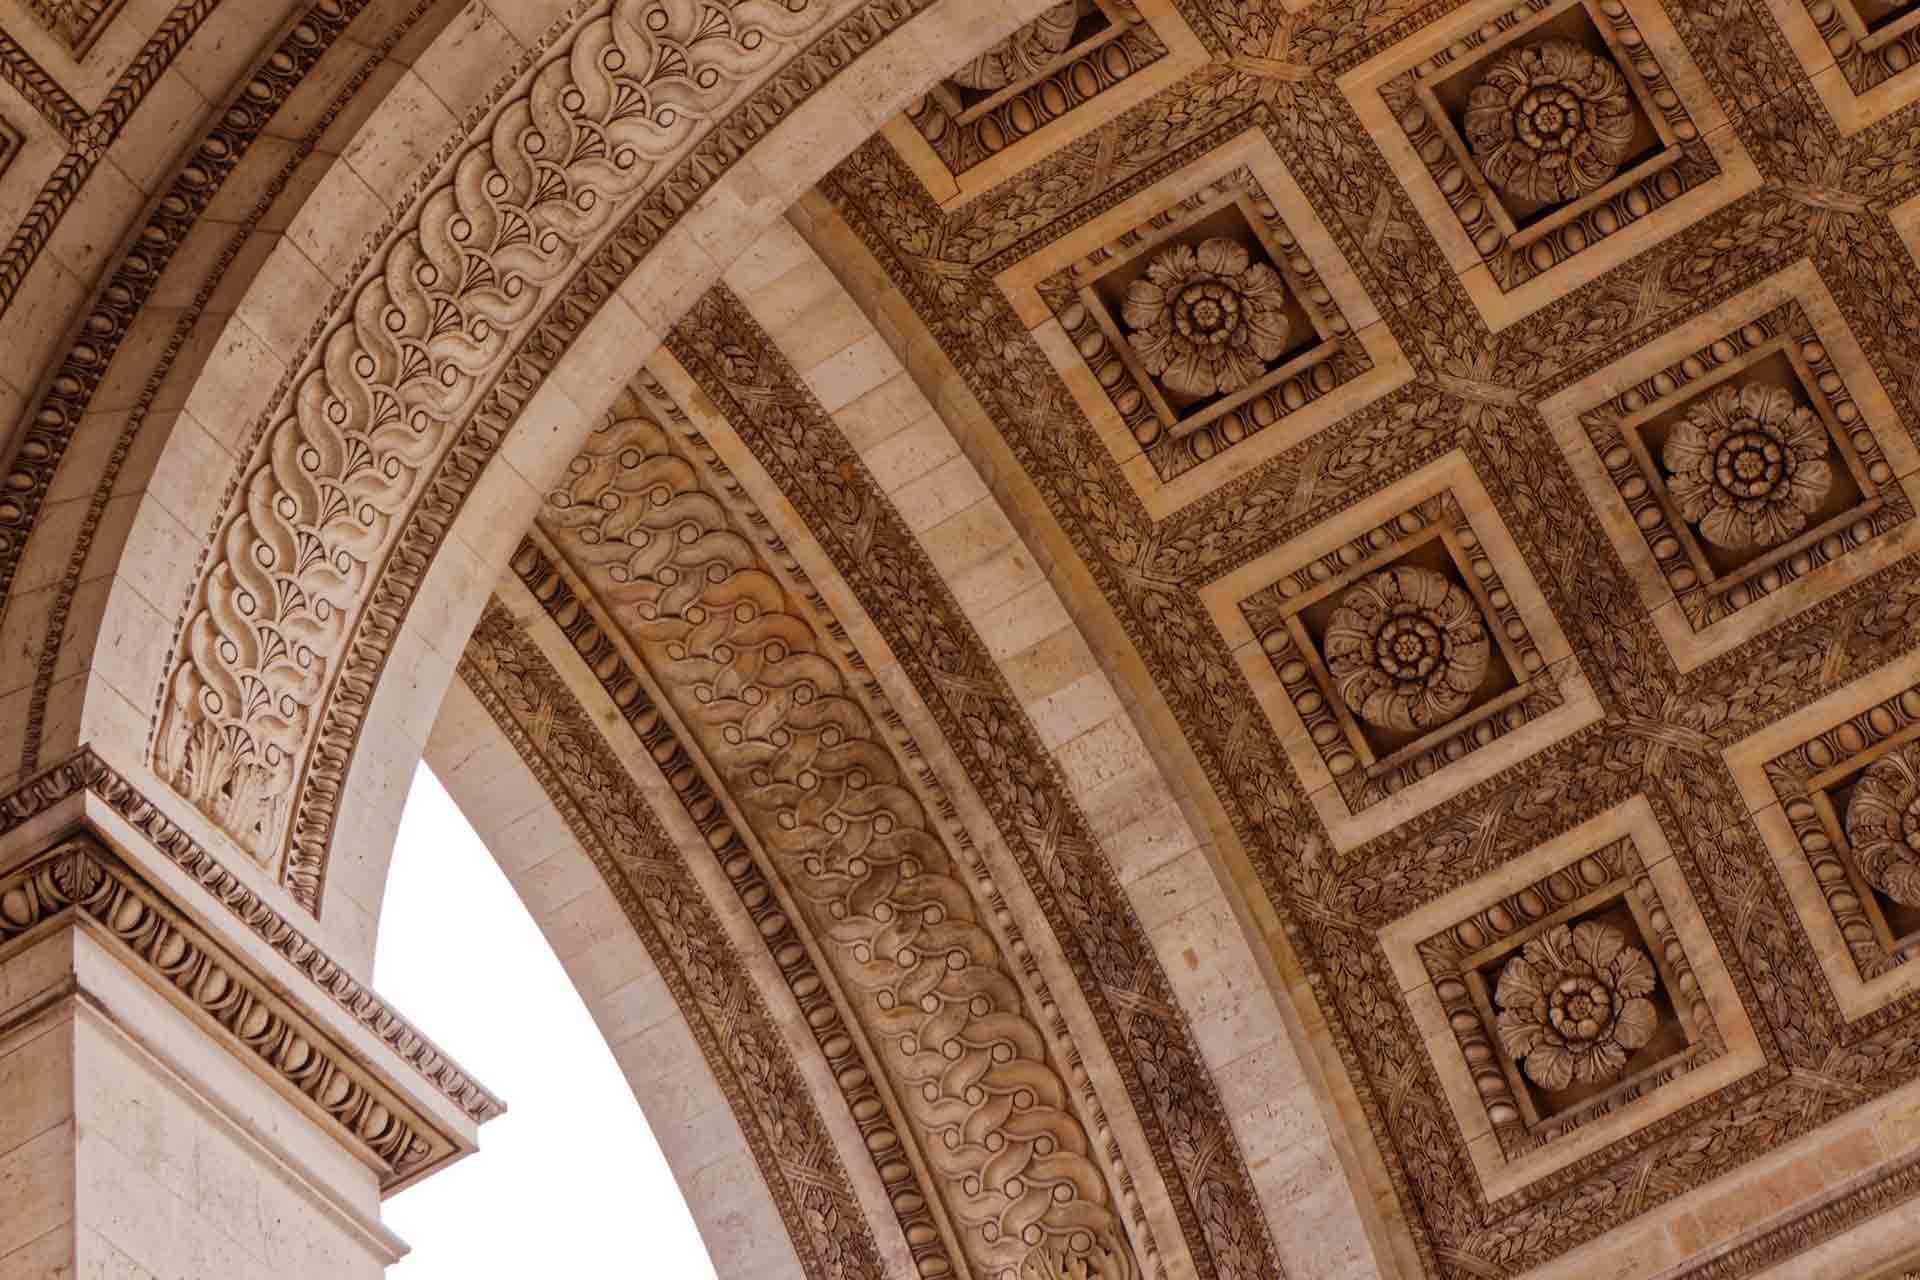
[0,754,502,1276]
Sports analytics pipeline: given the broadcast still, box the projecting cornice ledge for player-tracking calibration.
[0,748,502,1193]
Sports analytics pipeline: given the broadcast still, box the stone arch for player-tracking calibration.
[0,0,1061,971]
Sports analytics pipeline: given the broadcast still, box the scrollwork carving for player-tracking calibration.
[540,412,1136,1280]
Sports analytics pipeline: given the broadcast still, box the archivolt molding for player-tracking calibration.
[153,0,878,895]
[528,399,1141,1280]
[134,0,1053,926]
[659,288,1287,1280]
[455,598,895,1280]
[5,0,461,786]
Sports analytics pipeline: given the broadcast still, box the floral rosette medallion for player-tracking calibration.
[1121,237,1292,398]
[1661,382,1832,550]
[1496,921,1660,1090]
[1848,743,1920,907]
[1463,38,1638,203]
[1323,565,1492,733]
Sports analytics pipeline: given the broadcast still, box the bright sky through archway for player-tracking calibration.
[374,765,719,1280]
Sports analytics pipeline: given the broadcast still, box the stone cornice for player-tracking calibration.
[0,828,468,1189]
[0,748,505,1133]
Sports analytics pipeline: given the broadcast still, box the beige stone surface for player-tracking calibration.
[4,0,1920,1274]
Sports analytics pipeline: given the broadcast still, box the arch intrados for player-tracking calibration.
[66,0,1059,972]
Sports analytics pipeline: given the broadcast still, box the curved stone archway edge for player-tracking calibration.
[13,0,1062,972]
[426,641,903,1280]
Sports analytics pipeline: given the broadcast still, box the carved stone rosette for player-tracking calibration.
[1847,744,1920,908]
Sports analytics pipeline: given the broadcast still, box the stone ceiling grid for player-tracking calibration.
[814,0,1920,1268]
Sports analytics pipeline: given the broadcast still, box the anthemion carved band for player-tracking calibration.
[5,0,1920,1274]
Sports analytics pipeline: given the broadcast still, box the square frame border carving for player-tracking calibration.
[998,127,1413,519]
[1236,487,1569,817]
[1728,660,1920,1025]
[1762,0,1920,133]
[879,0,1211,210]
[1540,258,1920,673]
[1380,794,1766,1202]
[1337,0,1761,331]
[1203,448,1603,850]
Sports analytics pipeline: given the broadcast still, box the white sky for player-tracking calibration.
[373,765,720,1280]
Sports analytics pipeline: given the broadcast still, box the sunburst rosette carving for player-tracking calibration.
[1494,921,1660,1090]
[1322,565,1492,733]
[1847,745,1920,908]
[1121,237,1292,398]
[1761,686,1920,987]
[1376,0,1718,292]
[1577,301,1911,636]
[1240,488,1562,815]
[1661,382,1833,551]
[1412,832,1727,1162]
[1033,165,1373,484]
[1463,38,1638,203]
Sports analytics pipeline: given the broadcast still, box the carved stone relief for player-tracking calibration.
[145,0,905,903]
[535,407,1138,1280]
[663,294,1284,1280]
[1745,675,1920,1007]
[1237,483,1568,819]
[1544,262,1920,671]
[15,0,132,56]
[458,601,894,1280]
[908,0,1167,180]
[813,0,1920,1256]
[1034,160,1378,483]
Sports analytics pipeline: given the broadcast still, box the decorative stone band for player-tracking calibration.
[459,601,894,1280]
[0,831,468,1189]
[21,0,132,56]
[526,407,1140,1280]
[0,749,505,1131]
[145,0,946,911]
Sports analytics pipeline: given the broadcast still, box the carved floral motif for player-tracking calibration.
[1463,39,1638,203]
[1661,382,1832,551]
[1495,921,1661,1090]
[1121,237,1291,397]
[951,2,1080,90]
[1323,565,1491,732]
[153,0,846,889]
[1847,743,1920,907]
